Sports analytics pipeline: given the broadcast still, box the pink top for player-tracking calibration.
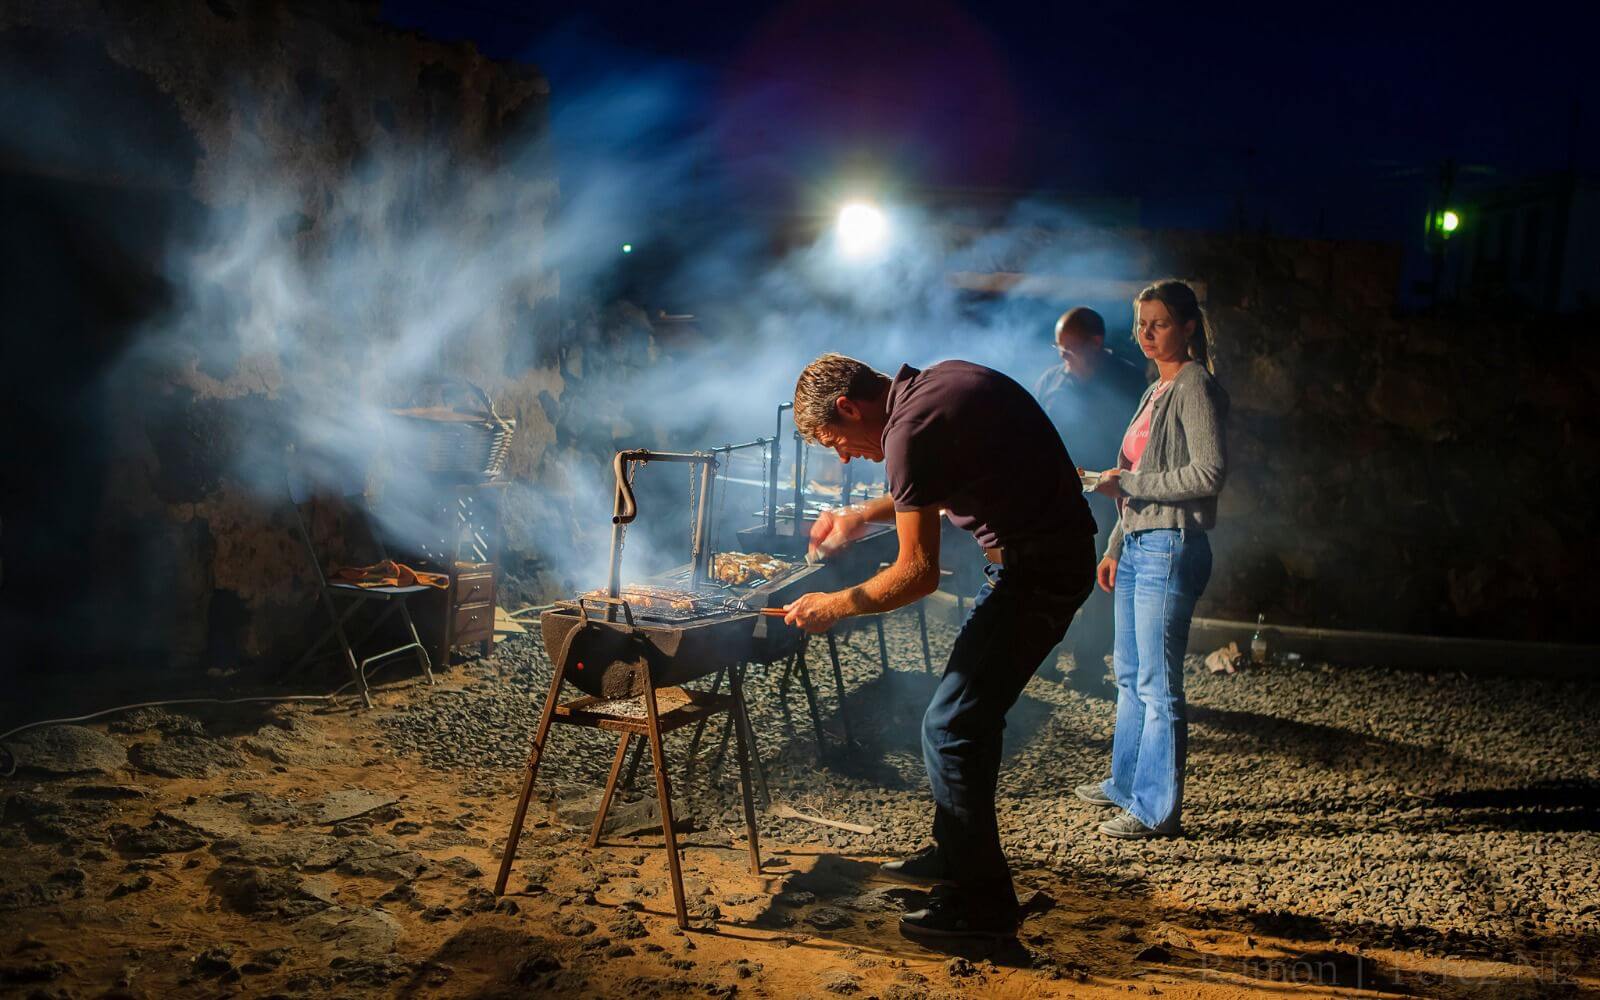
[1120,376,1177,471]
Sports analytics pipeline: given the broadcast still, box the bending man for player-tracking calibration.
[782,353,1097,941]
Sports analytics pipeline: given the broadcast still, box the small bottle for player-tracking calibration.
[1250,613,1269,665]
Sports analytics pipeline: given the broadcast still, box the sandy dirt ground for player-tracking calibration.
[2,659,1596,999]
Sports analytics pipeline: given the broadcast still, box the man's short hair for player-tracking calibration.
[793,353,890,442]
[1055,306,1106,340]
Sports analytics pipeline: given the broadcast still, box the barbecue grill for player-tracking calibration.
[495,449,764,929]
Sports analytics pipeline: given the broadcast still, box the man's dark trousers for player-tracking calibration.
[921,538,1095,915]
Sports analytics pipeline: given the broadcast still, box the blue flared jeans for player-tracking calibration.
[1102,529,1212,829]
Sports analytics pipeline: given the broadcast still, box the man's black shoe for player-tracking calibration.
[899,899,1018,941]
[879,845,950,882]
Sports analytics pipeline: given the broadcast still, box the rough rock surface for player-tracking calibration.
[6,726,127,776]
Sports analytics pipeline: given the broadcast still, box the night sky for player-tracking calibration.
[381,0,1592,242]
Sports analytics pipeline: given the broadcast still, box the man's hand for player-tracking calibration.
[784,592,846,634]
[1093,468,1125,500]
[808,506,867,560]
[1097,556,1118,593]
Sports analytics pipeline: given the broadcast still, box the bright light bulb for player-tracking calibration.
[836,201,889,258]
[621,243,633,254]
[1440,211,1460,233]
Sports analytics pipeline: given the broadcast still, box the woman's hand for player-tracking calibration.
[1092,468,1125,499]
[1096,556,1118,593]
[808,506,868,560]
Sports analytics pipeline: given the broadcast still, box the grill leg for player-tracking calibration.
[825,631,852,745]
[589,732,633,848]
[730,692,762,876]
[795,638,827,760]
[493,658,566,895]
[730,663,769,807]
[875,615,890,674]
[685,665,726,796]
[778,649,795,697]
[709,701,735,787]
[642,678,689,929]
[621,735,646,792]
[917,601,933,674]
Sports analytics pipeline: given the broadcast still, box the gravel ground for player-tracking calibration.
[379,609,1600,963]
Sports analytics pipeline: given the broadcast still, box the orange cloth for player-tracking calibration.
[329,559,449,590]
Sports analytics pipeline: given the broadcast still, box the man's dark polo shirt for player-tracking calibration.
[881,361,1096,551]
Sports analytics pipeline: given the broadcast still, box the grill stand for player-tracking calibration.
[493,647,762,931]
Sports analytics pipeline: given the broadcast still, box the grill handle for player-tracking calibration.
[611,452,639,525]
[575,595,636,627]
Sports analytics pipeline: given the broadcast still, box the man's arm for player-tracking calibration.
[785,505,941,632]
[836,505,941,615]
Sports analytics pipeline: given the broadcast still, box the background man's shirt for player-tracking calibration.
[1034,350,1149,475]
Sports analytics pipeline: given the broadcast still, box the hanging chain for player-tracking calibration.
[713,450,730,555]
[688,459,700,561]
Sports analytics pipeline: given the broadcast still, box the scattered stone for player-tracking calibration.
[946,957,978,978]
[108,875,153,899]
[208,865,330,917]
[129,737,246,779]
[824,973,862,994]
[296,906,403,956]
[310,789,401,825]
[0,960,72,984]
[554,913,596,937]
[110,708,206,737]
[334,837,428,881]
[6,726,127,775]
[604,943,636,958]
[239,948,288,974]
[117,822,207,855]
[1133,944,1172,964]
[421,905,453,922]
[68,784,148,800]
[775,890,816,907]
[159,798,255,840]
[805,907,854,930]
[192,946,234,976]
[210,831,347,870]
[610,911,649,939]
[440,856,484,879]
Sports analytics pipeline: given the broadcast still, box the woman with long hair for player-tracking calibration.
[1079,278,1229,838]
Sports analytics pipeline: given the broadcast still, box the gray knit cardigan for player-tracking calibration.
[1104,362,1229,560]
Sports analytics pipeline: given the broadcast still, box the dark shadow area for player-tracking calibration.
[0,28,206,713]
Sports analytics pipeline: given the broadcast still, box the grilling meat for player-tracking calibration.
[712,551,795,586]
[579,585,700,611]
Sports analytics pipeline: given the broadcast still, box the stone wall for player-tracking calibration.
[1134,232,1596,643]
[0,0,661,685]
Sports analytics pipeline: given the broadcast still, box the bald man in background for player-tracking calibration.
[1034,307,1148,696]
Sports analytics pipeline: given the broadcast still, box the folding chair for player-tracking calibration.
[287,448,435,707]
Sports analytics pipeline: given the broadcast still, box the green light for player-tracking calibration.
[1440,211,1460,233]
[621,243,633,254]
